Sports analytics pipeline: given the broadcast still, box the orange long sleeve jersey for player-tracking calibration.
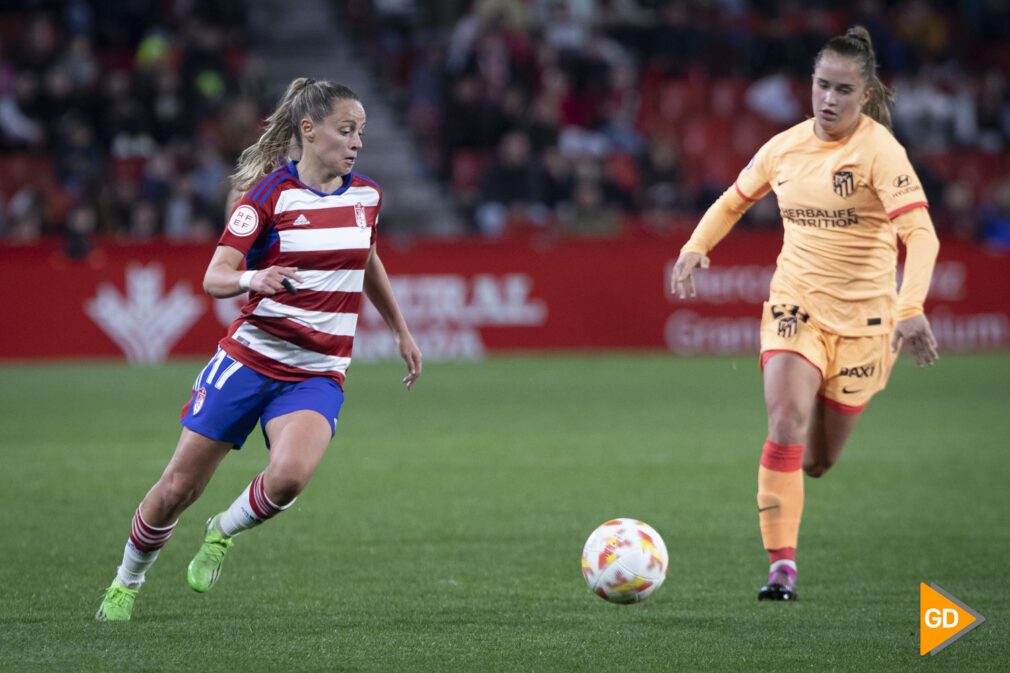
[682,115,940,336]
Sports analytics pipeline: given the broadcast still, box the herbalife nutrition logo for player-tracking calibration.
[85,263,205,363]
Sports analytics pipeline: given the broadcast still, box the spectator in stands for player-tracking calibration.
[53,113,103,195]
[5,185,45,241]
[128,200,159,239]
[474,129,539,236]
[138,150,174,204]
[939,178,979,242]
[530,146,574,226]
[975,69,1010,152]
[746,71,803,125]
[57,35,99,91]
[0,72,45,148]
[640,142,681,205]
[524,93,562,154]
[599,62,647,156]
[978,177,1010,252]
[63,202,97,260]
[3,1,1010,242]
[639,141,689,234]
[163,175,198,240]
[441,74,507,174]
[0,2,257,242]
[564,175,620,237]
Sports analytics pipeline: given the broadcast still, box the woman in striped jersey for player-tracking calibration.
[98,78,423,621]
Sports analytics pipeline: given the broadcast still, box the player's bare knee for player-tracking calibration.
[767,407,810,445]
[155,472,205,513]
[263,472,304,506]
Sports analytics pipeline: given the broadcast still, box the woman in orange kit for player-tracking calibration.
[671,26,940,601]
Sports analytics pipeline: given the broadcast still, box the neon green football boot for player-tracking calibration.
[96,581,139,622]
[187,515,234,593]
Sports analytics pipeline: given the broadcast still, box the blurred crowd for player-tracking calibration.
[0,0,267,256]
[342,0,1010,248]
[1,0,1009,252]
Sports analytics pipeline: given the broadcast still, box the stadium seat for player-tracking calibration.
[450,149,490,195]
[0,154,57,199]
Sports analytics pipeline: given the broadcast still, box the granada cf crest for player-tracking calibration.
[354,202,367,228]
[770,304,809,338]
[833,170,855,198]
[193,387,207,415]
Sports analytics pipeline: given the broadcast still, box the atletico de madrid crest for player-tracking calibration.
[833,170,855,198]
[354,202,367,228]
[193,387,207,415]
[771,304,810,338]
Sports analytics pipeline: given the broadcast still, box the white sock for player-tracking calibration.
[769,559,797,574]
[217,472,294,537]
[115,543,160,589]
[113,509,177,588]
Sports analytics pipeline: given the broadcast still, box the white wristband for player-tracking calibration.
[238,270,256,291]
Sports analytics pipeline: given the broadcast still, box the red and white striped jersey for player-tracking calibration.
[216,161,381,387]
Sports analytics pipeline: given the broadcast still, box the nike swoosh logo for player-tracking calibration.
[777,179,789,186]
[758,505,780,512]
[842,387,862,394]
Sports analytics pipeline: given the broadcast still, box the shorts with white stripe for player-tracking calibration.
[179,349,344,449]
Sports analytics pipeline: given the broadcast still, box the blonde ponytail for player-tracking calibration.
[231,77,360,191]
[815,25,896,132]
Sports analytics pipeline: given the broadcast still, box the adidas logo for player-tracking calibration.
[292,213,311,226]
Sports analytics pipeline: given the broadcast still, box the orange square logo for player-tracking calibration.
[920,583,985,656]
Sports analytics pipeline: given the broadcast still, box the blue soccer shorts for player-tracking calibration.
[179,349,344,449]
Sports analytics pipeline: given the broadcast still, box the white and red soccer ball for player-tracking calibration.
[581,518,668,604]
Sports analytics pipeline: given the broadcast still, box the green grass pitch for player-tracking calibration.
[1,353,1007,672]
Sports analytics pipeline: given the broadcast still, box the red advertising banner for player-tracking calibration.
[1,234,1007,362]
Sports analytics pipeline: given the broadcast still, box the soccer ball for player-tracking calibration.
[581,518,668,604]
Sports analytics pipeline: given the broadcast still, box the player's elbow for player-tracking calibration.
[202,268,231,298]
[202,277,222,297]
[927,228,940,253]
[914,225,940,249]
[915,229,940,265]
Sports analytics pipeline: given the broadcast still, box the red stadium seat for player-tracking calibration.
[0,154,57,198]
[450,149,490,195]
[112,157,146,183]
[607,153,641,195]
[949,152,1007,200]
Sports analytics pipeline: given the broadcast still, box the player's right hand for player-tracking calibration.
[396,331,423,391]
[892,314,939,367]
[249,266,303,296]
[671,252,710,299]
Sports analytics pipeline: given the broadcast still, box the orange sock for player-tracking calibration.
[757,439,804,553]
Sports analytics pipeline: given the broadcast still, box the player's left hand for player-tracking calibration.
[671,252,710,299]
[397,332,423,391]
[892,314,939,367]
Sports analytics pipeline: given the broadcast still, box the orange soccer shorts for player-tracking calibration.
[758,301,897,413]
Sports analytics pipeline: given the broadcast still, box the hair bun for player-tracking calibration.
[846,25,872,50]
